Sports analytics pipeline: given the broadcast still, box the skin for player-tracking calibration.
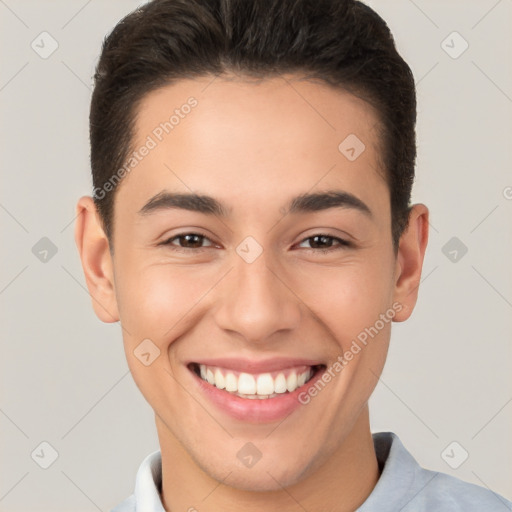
[75,73,429,511]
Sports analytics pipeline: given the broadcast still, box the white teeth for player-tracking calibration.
[297,371,307,387]
[256,373,274,395]
[214,368,225,390]
[225,372,238,392]
[238,372,256,394]
[274,373,287,393]
[197,364,314,398]
[286,372,298,392]
[205,368,215,385]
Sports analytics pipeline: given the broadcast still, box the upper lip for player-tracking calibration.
[188,357,324,374]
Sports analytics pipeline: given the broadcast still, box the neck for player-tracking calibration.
[157,406,379,512]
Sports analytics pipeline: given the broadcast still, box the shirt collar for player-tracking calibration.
[358,431,421,511]
[133,449,165,512]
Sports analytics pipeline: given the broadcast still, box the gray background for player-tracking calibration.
[1,0,511,510]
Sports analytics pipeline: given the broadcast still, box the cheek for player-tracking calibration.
[113,263,218,407]
[291,258,395,345]
[114,261,214,343]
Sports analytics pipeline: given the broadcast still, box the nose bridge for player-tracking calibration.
[214,246,301,343]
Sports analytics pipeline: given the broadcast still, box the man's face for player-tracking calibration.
[101,74,411,489]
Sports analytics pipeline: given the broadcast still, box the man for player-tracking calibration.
[74,0,511,510]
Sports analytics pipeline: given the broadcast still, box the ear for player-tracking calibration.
[74,196,119,323]
[392,203,429,322]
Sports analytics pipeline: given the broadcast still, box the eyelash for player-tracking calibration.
[159,232,352,254]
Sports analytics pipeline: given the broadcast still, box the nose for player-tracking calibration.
[213,250,302,344]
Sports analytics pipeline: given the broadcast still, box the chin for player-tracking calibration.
[199,452,313,492]
[223,467,303,492]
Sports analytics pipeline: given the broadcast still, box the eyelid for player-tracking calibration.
[159,231,218,249]
[295,233,352,250]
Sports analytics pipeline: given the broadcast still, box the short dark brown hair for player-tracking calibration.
[90,0,416,249]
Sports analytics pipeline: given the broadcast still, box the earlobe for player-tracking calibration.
[74,196,119,323]
[392,204,429,322]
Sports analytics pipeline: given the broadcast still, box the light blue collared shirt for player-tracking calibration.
[111,432,512,511]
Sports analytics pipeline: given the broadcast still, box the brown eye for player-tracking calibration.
[297,234,351,252]
[162,233,215,250]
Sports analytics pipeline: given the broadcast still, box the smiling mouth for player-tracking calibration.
[188,362,325,399]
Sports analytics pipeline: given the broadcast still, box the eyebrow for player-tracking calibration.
[138,190,372,218]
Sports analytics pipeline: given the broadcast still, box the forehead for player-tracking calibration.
[133,73,382,153]
[117,74,386,216]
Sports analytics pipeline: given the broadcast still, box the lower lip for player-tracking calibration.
[190,366,325,423]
